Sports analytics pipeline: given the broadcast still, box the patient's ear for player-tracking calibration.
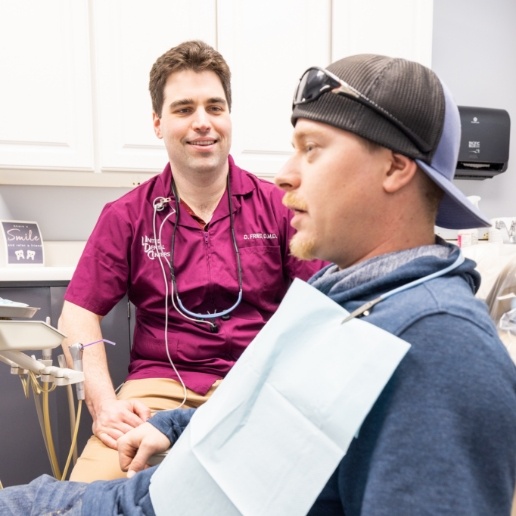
[383,152,418,193]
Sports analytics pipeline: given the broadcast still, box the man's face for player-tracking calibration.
[275,119,394,268]
[153,69,232,176]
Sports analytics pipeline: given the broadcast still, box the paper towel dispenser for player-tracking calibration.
[455,106,510,180]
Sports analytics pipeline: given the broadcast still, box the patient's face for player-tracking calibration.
[275,119,391,268]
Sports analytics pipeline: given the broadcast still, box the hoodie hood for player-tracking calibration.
[309,240,480,309]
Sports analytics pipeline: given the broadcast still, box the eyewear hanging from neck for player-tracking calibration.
[293,66,431,154]
[170,176,243,320]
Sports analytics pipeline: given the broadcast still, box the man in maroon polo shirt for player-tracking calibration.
[58,40,325,482]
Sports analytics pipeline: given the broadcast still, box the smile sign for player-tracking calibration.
[1,220,44,266]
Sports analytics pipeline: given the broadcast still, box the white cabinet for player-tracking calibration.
[219,0,434,178]
[218,0,333,178]
[332,0,433,66]
[91,0,217,173]
[0,0,433,185]
[0,0,94,172]
[0,0,218,184]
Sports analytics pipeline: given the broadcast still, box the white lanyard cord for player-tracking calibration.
[341,251,465,323]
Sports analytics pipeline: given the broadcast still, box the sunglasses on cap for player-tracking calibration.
[293,66,431,154]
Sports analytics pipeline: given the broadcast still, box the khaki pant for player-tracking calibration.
[69,378,220,482]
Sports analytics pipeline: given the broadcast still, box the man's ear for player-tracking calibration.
[383,152,418,193]
[153,112,163,139]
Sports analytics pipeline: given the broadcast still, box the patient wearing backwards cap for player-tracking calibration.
[1,54,516,515]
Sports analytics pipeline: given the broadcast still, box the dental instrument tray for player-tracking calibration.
[0,305,40,319]
[0,321,65,351]
[0,297,40,319]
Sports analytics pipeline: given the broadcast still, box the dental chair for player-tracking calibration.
[484,254,516,516]
[485,255,516,363]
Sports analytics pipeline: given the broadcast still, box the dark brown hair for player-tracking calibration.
[149,40,232,116]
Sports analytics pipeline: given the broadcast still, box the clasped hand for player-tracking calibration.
[92,399,170,477]
[92,399,151,449]
[117,422,172,478]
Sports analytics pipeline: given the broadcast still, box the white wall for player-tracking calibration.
[432,0,516,220]
[0,185,130,241]
[1,0,515,241]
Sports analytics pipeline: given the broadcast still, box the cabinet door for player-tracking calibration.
[332,0,433,66]
[0,0,94,171]
[218,0,433,179]
[218,0,331,179]
[92,0,217,174]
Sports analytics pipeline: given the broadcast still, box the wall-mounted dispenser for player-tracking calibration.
[455,106,511,180]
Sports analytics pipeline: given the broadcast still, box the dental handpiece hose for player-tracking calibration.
[68,343,85,401]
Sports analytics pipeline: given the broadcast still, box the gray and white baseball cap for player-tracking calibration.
[292,54,490,230]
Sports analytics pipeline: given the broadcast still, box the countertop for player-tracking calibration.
[1,240,516,290]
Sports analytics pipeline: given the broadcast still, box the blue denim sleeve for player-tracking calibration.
[80,409,196,515]
[147,407,196,444]
[82,467,157,516]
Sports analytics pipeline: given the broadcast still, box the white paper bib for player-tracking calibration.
[150,279,410,515]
